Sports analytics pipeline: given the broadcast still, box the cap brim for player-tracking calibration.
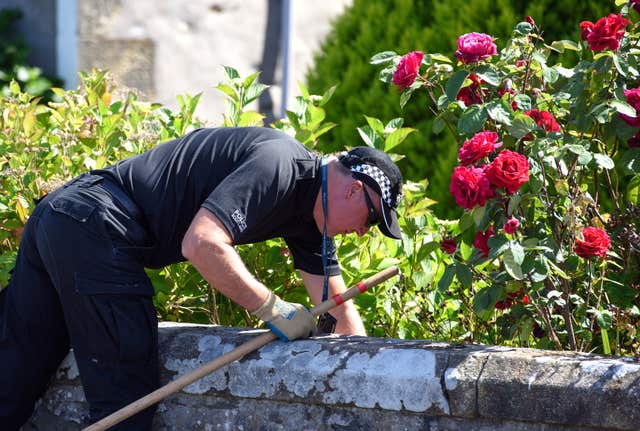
[378,196,401,239]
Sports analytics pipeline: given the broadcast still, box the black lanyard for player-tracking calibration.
[321,157,329,302]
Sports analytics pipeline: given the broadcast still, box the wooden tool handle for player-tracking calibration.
[83,265,399,430]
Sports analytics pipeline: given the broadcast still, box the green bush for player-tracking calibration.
[306,0,612,218]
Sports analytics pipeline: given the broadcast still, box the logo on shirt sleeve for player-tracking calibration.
[231,209,247,232]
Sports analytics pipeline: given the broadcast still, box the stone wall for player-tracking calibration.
[26,323,640,430]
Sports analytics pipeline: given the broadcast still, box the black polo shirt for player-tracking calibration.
[97,127,339,275]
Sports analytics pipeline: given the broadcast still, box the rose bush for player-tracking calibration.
[374,1,640,355]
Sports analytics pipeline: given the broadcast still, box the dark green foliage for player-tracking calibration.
[306,0,613,218]
[0,8,61,100]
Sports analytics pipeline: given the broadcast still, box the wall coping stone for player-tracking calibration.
[26,322,640,430]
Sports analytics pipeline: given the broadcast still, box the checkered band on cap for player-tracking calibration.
[350,164,395,208]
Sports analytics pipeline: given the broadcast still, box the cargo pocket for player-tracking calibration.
[49,195,97,223]
[74,274,157,365]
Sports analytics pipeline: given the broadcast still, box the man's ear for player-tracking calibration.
[347,178,363,198]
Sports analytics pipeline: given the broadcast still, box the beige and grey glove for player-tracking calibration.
[252,290,316,341]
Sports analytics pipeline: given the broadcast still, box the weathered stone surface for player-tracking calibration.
[27,323,640,430]
[477,349,640,430]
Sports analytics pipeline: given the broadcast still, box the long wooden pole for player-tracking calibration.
[83,266,399,430]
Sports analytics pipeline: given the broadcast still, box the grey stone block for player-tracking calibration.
[26,323,640,431]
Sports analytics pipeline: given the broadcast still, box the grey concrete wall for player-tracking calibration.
[76,0,351,123]
[26,323,640,431]
[0,0,57,77]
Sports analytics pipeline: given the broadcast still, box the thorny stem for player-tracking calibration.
[533,291,563,350]
[560,278,578,350]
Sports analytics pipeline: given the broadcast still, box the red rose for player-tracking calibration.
[628,131,640,148]
[485,150,530,194]
[458,131,502,166]
[392,51,424,91]
[456,73,487,106]
[450,165,494,210]
[441,239,457,254]
[620,87,640,127]
[525,16,535,27]
[495,288,527,310]
[504,217,520,234]
[580,14,630,52]
[473,226,494,258]
[455,32,498,64]
[574,226,611,259]
[525,109,561,133]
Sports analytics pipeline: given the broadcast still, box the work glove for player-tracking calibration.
[252,290,316,342]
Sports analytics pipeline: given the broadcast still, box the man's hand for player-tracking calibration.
[252,291,316,341]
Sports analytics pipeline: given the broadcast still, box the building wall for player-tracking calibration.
[2,0,350,124]
[76,0,351,124]
[0,0,57,77]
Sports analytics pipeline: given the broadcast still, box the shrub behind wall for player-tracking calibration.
[306,0,612,218]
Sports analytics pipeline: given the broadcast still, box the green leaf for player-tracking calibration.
[473,287,492,314]
[503,248,524,280]
[364,115,385,135]
[601,328,611,355]
[626,174,640,203]
[513,94,532,111]
[455,263,473,289]
[486,99,513,126]
[589,102,612,124]
[320,85,337,107]
[596,309,613,329]
[457,105,488,136]
[215,83,238,102]
[385,117,404,132]
[243,71,261,89]
[238,111,265,127]
[475,65,501,86]
[620,149,640,175]
[506,112,537,138]
[471,205,486,227]
[433,117,445,134]
[445,70,469,102]
[550,39,581,52]
[438,264,456,292]
[426,53,452,64]
[613,54,628,78]
[488,234,510,259]
[222,65,240,80]
[297,82,310,99]
[507,194,521,215]
[593,153,615,170]
[243,83,269,106]
[509,242,525,265]
[514,22,533,36]
[399,88,415,108]
[379,64,395,83]
[384,128,415,151]
[370,51,397,64]
[357,126,380,148]
[542,65,559,84]
[610,99,636,118]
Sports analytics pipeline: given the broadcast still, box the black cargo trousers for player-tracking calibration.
[0,173,159,430]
